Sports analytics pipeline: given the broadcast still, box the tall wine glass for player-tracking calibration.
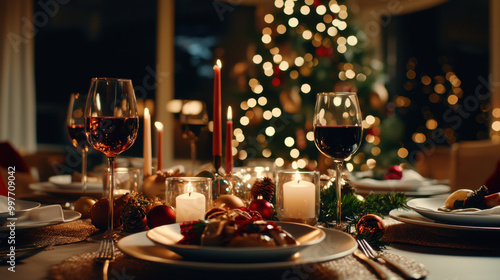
[67,93,89,193]
[180,100,208,175]
[85,78,139,238]
[313,92,362,227]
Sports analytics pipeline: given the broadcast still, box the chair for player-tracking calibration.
[450,140,500,192]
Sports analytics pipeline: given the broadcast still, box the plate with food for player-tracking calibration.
[406,186,500,226]
[146,208,325,262]
[118,224,356,270]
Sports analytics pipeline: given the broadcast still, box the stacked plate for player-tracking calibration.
[117,222,357,270]
[29,175,103,196]
[390,197,500,231]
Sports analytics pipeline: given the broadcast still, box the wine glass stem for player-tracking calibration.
[107,157,116,237]
[190,139,196,175]
[334,160,343,226]
[81,145,88,193]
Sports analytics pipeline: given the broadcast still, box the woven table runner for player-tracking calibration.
[49,247,427,280]
[382,221,500,251]
[0,219,98,253]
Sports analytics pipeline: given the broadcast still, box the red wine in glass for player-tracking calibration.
[314,125,362,160]
[86,116,139,158]
[67,124,87,148]
[181,121,207,140]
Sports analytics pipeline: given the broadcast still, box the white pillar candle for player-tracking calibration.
[175,184,206,222]
[283,173,316,218]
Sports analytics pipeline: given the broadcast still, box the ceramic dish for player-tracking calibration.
[118,225,356,270]
[146,222,325,261]
[407,197,500,226]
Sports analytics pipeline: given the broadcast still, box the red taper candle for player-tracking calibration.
[225,106,233,174]
[154,121,163,172]
[213,60,222,156]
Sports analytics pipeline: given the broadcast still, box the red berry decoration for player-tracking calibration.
[248,197,274,220]
[383,165,403,180]
[147,205,176,229]
[356,214,385,239]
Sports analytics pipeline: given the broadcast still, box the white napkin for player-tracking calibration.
[348,169,426,191]
[15,204,65,225]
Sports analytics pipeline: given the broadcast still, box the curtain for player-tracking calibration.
[0,0,36,154]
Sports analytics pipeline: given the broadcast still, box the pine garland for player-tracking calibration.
[319,184,409,229]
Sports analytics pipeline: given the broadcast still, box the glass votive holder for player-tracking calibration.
[236,166,274,201]
[103,167,141,197]
[276,170,320,226]
[165,177,212,223]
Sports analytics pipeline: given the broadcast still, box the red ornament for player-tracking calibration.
[383,165,403,180]
[90,197,123,231]
[147,205,176,229]
[248,198,274,220]
[356,214,385,239]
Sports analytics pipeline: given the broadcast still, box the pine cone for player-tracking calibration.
[251,177,275,201]
[121,199,147,232]
[463,185,488,209]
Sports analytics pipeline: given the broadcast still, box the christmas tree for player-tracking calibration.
[231,0,404,171]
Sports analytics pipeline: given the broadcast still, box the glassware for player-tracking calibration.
[165,177,213,222]
[180,100,208,175]
[276,170,320,225]
[66,93,89,193]
[85,78,139,239]
[313,92,362,227]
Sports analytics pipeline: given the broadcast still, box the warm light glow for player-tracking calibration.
[239,150,248,160]
[426,119,438,130]
[300,5,310,15]
[258,96,267,106]
[398,148,409,158]
[262,149,272,158]
[252,55,263,64]
[265,126,276,136]
[288,17,299,27]
[262,34,272,44]
[253,85,263,94]
[306,131,314,141]
[154,121,163,131]
[284,137,295,147]
[272,108,282,117]
[327,27,338,36]
[263,110,272,120]
[277,24,287,34]
[290,148,300,159]
[412,132,426,143]
[301,83,311,93]
[316,5,327,15]
[227,106,232,120]
[275,157,285,167]
[365,115,375,125]
[216,59,222,68]
[240,116,250,126]
[347,36,358,46]
[264,14,274,24]
[492,121,500,132]
[330,4,340,13]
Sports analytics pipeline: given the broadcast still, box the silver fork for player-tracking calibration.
[359,239,424,280]
[96,239,115,280]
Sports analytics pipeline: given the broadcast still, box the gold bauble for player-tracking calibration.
[74,196,96,219]
[213,194,245,209]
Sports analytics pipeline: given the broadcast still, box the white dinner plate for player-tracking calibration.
[355,184,450,197]
[0,209,81,231]
[0,197,41,219]
[117,225,357,270]
[146,222,325,261]
[48,175,102,190]
[29,182,102,197]
[348,170,426,192]
[407,197,500,226]
[389,209,500,232]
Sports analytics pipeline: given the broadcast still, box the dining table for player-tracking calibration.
[1,184,499,280]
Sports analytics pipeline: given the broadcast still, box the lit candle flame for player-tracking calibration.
[227,106,232,121]
[185,181,193,194]
[294,171,302,183]
[144,107,150,117]
[216,59,222,68]
[154,121,163,131]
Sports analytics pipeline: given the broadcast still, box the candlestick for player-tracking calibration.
[155,121,163,172]
[213,60,222,156]
[282,172,316,219]
[175,182,207,222]
[143,108,152,177]
[225,106,233,174]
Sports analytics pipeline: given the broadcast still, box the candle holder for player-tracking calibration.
[103,167,141,197]
[165,177,212,223]
[236,166,274,202]
[276,170,320,226]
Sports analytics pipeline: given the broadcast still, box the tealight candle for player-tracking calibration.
[175,182,206,222]
[282,172,316,218]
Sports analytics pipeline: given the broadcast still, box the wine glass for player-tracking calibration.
[313,92,362,227]
[85,78,139,238]
[180,100,208,175]
[66,93,89,193]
